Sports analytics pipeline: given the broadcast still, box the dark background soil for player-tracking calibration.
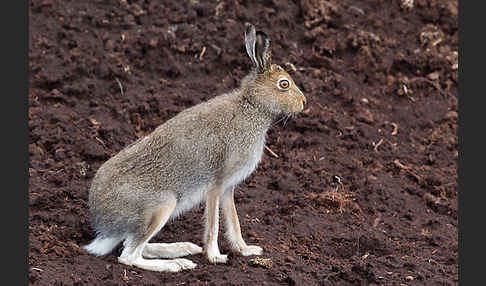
[28,0,458,285]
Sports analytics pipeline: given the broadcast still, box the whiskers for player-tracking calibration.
[282,114,291,127]
[273,114,292,128]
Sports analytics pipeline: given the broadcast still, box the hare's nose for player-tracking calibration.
[298,89,306,105]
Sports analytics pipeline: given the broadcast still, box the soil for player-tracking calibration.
[28,0,458,285]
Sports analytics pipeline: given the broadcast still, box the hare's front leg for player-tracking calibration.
[221,187,263,256]
[204,186,228,264]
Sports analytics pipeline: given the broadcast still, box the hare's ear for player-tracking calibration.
[245,23,271,73]
[245,23,258,68]
[254,31,271,73]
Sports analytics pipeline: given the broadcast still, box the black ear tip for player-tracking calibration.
[256,30,268,38]
[256,31,270,42]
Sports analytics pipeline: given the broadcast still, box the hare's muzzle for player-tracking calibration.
[296,88,306,112]
[300,93,307,106]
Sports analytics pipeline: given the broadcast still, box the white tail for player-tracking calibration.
[82,236,123,256]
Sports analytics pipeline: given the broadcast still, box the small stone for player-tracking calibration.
[149,39,158,48]
[427,72,440,81]
[357,108,374,123]
[387,75,396,86]
[444,111,458,120]
[400,0,414,10]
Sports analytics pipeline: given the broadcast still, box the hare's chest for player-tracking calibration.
[222,138,265,190]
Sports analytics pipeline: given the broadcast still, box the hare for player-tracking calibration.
[82,23,306,272]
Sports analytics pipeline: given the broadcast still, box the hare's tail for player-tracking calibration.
[82,235,123,256]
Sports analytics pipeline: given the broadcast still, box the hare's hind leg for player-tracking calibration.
[118,198,197,272]
[143,242,202,259]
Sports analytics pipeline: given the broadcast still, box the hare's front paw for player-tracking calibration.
[207,253,228,264]
[240,245,263,256]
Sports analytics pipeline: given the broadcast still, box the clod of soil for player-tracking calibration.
[249,258,273,269]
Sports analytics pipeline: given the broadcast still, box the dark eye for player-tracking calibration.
[277,78,290,90]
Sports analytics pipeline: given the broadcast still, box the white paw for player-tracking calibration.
[117,256,132,266]
[179,242,203,255]
[119,257,197,272]
[207,254,228,264]
[240,245,263,256]
[172,258,197,271]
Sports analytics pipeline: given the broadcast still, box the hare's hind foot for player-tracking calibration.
[116,196,196,272]
[143,242,203,259]
[239,245,263,256]
[119,256,196,272]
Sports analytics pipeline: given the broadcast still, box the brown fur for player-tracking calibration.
[82,23,306,272]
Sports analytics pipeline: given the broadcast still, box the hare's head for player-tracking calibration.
[241,23,306,118]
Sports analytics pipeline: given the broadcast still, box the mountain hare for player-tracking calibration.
[82,23,306,272]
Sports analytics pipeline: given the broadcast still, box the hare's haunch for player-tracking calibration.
[82,23,306,272]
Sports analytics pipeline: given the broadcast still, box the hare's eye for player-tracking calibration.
[277,78,290,90]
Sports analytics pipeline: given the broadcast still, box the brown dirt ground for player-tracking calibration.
[28,0,458,285]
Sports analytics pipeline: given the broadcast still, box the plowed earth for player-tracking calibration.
[29,0,458,285]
